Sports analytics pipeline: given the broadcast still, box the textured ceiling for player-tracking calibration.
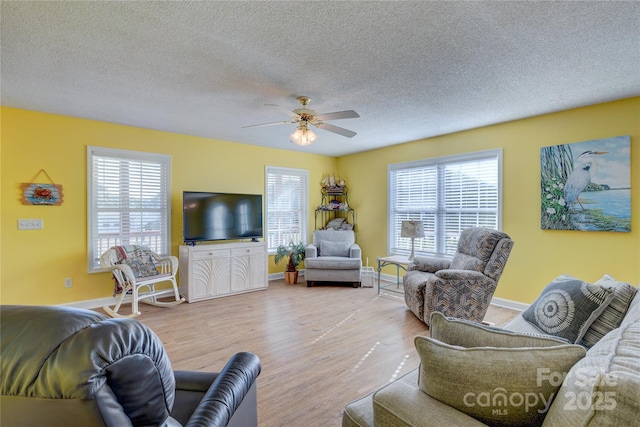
[2,1,639,156]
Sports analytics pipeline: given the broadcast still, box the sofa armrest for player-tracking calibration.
[178,352,261,427]
[409,256,451,273]
[370,369,488,427]
[305,244,318,259]
[151,254,179,275]
[349,243,361,259]
[434,269,486,281]
[430,270,495,294]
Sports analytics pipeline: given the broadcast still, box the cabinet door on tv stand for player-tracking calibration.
[231,246,266,291]
[209,256,232,295]
[183,247,231,301]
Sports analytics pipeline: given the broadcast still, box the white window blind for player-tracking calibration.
[265,166,308,252]
[389,149,502,257]
[88,147,171,272]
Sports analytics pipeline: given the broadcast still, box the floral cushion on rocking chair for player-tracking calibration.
[111,245,159,294]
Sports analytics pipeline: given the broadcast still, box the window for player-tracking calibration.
[265,166,308,252]
[388,149,502,257]
[88,147,171,272]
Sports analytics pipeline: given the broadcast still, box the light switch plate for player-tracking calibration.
[18,219,43,230]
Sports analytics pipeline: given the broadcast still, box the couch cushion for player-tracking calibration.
[319,240,351,257]
[312,229,355,246]
[542,320,640,427]
[371,369,487,427]
[503,314,551,336]
[582,275,637,348]
[304,256,361,270]
[522,274,614,344]
[414,312,586,427]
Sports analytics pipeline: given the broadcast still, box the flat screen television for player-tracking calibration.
[183,191,263,244]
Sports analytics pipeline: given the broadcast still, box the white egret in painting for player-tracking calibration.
[564,150,608,211]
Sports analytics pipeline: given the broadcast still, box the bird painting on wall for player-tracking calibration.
[564,150,608,211]
[541,135,629,232]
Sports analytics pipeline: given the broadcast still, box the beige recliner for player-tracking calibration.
[304,230,362,287]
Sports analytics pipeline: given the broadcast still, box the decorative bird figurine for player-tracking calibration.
[564,150,607,211]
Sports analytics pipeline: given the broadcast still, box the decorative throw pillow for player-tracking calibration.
[415,313,586,427]
[522,274,614,344]
[429,312,570,347]
[319,240,351,257]
[581,274,637,348]
[121,255,159,278]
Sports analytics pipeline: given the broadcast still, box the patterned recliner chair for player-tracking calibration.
[403,227,514,326]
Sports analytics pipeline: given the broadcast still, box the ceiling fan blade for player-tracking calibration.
[316,110,360,121]
[316,123,357,138]
[242,120,293,129]
[265,104,301,120]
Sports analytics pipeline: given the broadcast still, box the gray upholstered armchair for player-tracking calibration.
[403,227,514,326]
[0,305,261,427]
[304,229,362,287]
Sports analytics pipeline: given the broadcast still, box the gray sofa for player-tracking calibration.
[343,275,640,427]
[1,305,261,427]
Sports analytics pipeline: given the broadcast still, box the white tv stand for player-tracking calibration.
[179,241,268,302]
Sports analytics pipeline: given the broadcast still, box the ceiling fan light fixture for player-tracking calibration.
[290,125,317,146]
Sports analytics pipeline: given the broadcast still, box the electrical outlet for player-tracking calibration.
[18,219,43,230]
[64,278,73,288]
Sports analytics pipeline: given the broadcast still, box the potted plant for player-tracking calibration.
[274,241,306,284]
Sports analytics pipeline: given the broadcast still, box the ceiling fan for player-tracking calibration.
[243,96,360,146]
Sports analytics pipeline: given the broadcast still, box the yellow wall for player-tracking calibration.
[0,107,337,304]
[2,98,639,306]
[341,97,640,304]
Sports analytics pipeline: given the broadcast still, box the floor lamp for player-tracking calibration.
[401,220,425,261]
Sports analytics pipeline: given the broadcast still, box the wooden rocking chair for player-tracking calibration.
[100,245,185,318]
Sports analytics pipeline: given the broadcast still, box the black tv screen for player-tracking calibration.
[183,191,263,243]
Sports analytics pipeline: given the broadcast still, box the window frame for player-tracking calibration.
[87,146,172,273]
[265,166,309,254]
[387,149,503,258]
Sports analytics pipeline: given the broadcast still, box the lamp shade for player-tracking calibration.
[400,220,425,238]
[290,125,317,146]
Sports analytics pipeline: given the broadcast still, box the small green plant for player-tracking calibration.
[541,177,571,230]
[274,242,306,272]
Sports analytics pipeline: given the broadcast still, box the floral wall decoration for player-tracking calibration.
[540,135,630,232]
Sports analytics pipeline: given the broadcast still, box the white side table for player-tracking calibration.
[376,255,411,294]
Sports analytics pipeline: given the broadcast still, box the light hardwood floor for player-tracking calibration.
[136,279,519,427]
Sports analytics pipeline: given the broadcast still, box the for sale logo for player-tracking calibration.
[562,367,617,411]
[462,367,618,417]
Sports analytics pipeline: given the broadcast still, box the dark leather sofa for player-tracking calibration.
[0,305,261,427]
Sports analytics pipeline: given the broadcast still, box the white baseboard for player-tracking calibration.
[489,296,528,312]
[59,295,126,310]
[268,269,305,281]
